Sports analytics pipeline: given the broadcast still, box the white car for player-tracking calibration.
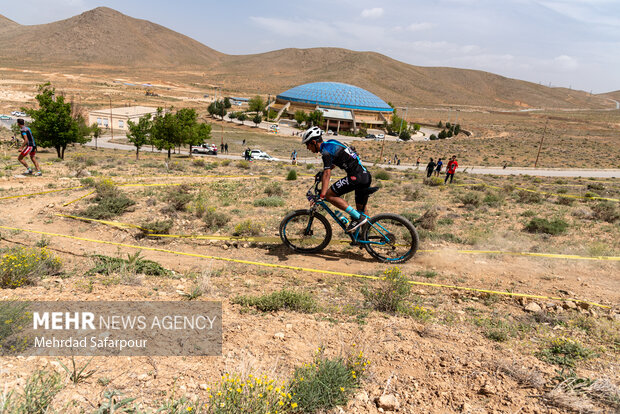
[11,111,26,117]
[376,133,385,140]
[250,149,276,161]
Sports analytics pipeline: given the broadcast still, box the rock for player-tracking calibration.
[563,300,578,310]
[577,302,590,310]
[138,373,149,381]
[479,382,496,396]
[273,332,285,340]
[47,203,55,208]
[461,402,473,413]
[285,323,293,330]
[355,391,370,403]
[524,302,542,313]
[200,383,208,390]
[222,244,229,250]
[376,394,400,411]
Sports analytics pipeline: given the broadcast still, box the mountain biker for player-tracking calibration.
[302,126,372,233]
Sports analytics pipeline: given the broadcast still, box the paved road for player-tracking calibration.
[86,135,619,178]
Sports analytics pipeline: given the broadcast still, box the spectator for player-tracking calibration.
[444,155,458,184]
[291,149,297,165]
[220,143,224,153]
[434,158,443,177]
[426,158,436,178]
[416,157,420,168]
[224,143,228,154]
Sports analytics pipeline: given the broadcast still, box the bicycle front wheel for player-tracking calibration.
[279,210,332,253]
[362,213,419,263]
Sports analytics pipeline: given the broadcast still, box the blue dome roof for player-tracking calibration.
[276,82,393,112]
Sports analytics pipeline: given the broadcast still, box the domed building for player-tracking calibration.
[270,82,393,133]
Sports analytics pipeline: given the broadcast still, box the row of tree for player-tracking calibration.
[126,108,212,159]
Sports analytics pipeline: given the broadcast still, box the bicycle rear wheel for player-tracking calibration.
[279,210,332,253]
[362,213,418,263]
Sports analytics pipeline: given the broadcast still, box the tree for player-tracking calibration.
[252,114,262,127]
[248,95,265,114]
[223,97,231,109]
[237,113,247,125]
[454,124,461,135]
[176,108,201,154]
[438,130,447,139]
[294,110,307,127]
[195,122,212,146]
[413,123,421,132]
[91,123,102,150]
[151,108,178,159]
[207,102,217,118]
[446,129,453,138]
[430,134,438,140]
[126,113,152,160]
[399,130,411,141]
[307,110,324,127]
[437,121,443,128]
[267,109,277,121]
[228,111,238,122]
[27,83,88,159]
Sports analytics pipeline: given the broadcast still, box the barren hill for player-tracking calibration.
[0,7,613,109]
[0,7,223,67]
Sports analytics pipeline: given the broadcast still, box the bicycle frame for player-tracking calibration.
[307,180,393,247]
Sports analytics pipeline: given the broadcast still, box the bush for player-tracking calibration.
[88,252,172,277]
[516,190,542,204]
[556,196,574,206]
[140,219,173,235]
[1,370,63,414]
[361,267,411,314]
[403,185,424,201]
[423,177,444,187]
[525,217,569,235]
[0,301,30,353]
[483,191,504,207]
[264,182,283,196]
[0,247,62,288]
[587,183,605,191]
[286,169,297,180]
[430,134,438,140]
[253,196,284,207]
[289,349,368,413]
[203,207,230,230]
[162,185,193,212]
[537,337,594,367]
[591,201,619,223]
[80,179,135,219]
[221,159,231,166]
[232,289,317,313]
[375,169,391,180]
[237,160,250,169]
[255,195,284,207]
[460,192,482,208]
[233,220,262,236]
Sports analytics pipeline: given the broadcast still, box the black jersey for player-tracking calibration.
[319,140,366,176]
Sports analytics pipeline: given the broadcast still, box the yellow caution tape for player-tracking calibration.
[63,190,96,206]
[0,186,84,201]
[56,214,620,261]
[0,225,609,309]
[458,182,619,202]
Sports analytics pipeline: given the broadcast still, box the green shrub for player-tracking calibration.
[537,337,594,367]
[556,196,574,206]
[203,207,231,230]
[0,247,62,288]
[460,192,482,208]
[221,159,231,166]
[233,220,262,236]
[289,348,368,413]
[403,185,424,201]
[516,190,542,204]
[264,182,283,196]
[0,301,30,353]
[237,160,250,169]
[584,191,599,199]
[80,179,135,219]
[192,158,205,167]
[232,289,317,313]
[587,183,605,191]
[88,252,172,277]
[253,196,284,207]
[375,169,391,180]
[361,267,411,314]
[521,210,536,217]
[162,185,193,211]
[286,169,297,180]
[525,217,569,235]
[1,370,63,414]
[591,201,619,223]
[423,177,444,187]
[140,219,174,235]
[483,191,504,207]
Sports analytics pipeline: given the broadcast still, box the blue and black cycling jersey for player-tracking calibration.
[21,126,36,147]
[319,140,365,176]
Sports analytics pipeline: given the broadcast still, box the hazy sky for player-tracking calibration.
[1,0,619,93]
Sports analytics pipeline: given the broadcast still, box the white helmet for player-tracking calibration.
[301,126,323,144]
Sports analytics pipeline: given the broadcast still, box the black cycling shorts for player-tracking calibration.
[330,170,372,206]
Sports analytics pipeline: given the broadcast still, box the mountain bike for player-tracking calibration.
[279,173,419,263]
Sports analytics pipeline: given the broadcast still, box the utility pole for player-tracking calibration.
[106,94,114,141]
[534,118,548,168]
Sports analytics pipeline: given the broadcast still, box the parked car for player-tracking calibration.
[192,143,218,155]
[245,149,276,161]
[11,111,26,117]
[365,134,376,139]
[0,115,12,120]
[376,133,385,139]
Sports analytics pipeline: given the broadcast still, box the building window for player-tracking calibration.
[103,119,109,127]
[97,118,102,125]
[118,120,124,129]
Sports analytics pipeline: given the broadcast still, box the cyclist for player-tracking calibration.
[302,126,371,233]
[17,118,42,176]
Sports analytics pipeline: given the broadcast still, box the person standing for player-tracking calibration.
[416,157,421,168]
[425,158,436,178]
[17,118,41,176]
[291,149,297,165]
[445,155,458,184]
[224,143,228,154]
[434,158,443,177]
